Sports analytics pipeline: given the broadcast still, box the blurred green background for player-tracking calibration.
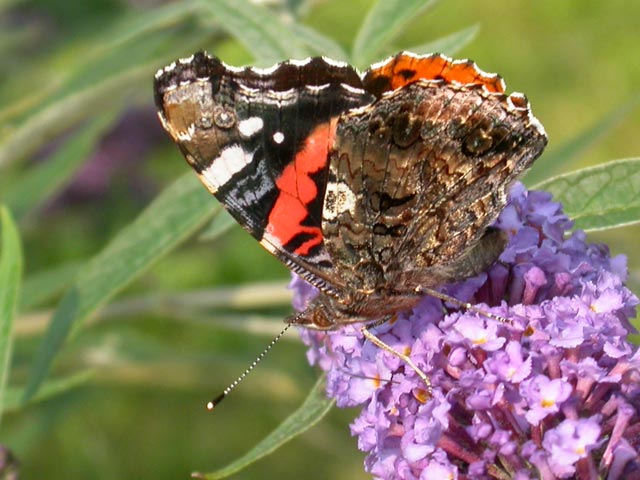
[0,0,638,479]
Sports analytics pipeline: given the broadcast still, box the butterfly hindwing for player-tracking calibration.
[324,53,547,298]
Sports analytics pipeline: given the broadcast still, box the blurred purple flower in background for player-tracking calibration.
[291,184,640,480]
[0,445,19,480]
[50,108,165,207]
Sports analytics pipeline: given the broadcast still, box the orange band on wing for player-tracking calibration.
[364,53,506,97]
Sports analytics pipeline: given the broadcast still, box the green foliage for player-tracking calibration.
[195,374,334,479]
[0,207,23,425]
[535,158,640,231]
[352,0,439,67]
[0,0,638,479]
[198,0,311,63]
[525,97,640,186]
[23,173,217,403]
[3,114,117,220]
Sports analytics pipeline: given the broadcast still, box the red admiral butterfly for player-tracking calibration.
[154,51,546,331]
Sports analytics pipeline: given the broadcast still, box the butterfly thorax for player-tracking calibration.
[290,289,423,330]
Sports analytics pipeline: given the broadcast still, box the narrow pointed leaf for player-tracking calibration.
[193,374,333,479]
[3,113,117,219]
[91,1,200,57]
[4,371,93,413]
[101,281,293,320]
[22,173,217,402]
[198,0,309,64]
[0,64,147,168]
[198,206,237,241]
[525,96,640,186]
[0,21,208,168]
[534,158,640,231]
[20,262,81,310]
[405,24,480,57]
[0,207,23,423]
[352,0,438,67]
[290,23,349,60]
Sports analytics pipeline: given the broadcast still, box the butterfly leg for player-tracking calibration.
[361,321,432,394]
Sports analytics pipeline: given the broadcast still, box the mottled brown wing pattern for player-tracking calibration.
[323,80,547,300]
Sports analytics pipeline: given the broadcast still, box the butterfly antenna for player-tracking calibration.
[207,322,292,410]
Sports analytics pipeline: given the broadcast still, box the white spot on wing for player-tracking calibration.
[257,62,285,74]
[273,132,285,144]
[201,145,254,192]
[238,117,264,138]
[323,181,357,220]
[290,58,313,67]
[156,61,176,78]
[176,124,195,142]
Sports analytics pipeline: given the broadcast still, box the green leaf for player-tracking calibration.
[198,0,310,64]
[4,371,92,413]
[198,206,237,241]
[352,0,438,67]
[193,374,333,479]
[525,96,640,186]
[90,1,200,58]
[101,281,293,320]
[20,262,82,310]
[22,173,217,402]
[0,4,199,126]
[535,158,640,231]
[0,8,209,168]
[0,0,20,12]
[2,113,117,219]
[0,63,146,168]
[0,206,23,424]
[289,23,349,60]
[405,24,480,57]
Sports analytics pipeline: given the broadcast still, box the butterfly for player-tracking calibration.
[154,51,547,331]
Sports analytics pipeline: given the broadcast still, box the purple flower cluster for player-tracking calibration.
[291,184,640,479]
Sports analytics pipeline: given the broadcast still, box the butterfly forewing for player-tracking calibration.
[154,52,374,295]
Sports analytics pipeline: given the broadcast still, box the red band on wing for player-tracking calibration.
[266,121,335,256]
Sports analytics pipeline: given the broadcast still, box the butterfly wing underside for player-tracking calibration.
[323,53,547,293]
[154,52,375,296]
